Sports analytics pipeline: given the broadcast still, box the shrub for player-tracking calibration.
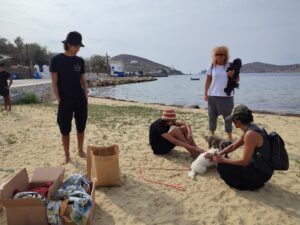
[19,92,39,104]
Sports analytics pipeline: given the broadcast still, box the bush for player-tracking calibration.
[19,93,39,104]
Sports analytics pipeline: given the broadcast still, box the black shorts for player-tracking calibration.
[57,98,88,135]
[151,138,175,155]
[0,87,9,97]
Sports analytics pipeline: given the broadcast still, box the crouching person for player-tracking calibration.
[149,109,204,158]
[210,104,273,190]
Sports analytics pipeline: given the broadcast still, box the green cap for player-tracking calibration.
[226,104,250,120]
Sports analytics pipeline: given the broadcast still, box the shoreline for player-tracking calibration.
[87,76,157,87]
[90,96,300,117]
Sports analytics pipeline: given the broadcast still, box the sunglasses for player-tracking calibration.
[215,53,225,56]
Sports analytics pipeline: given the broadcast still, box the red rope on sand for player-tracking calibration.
[137,164,190,191]
[140,167,190,171]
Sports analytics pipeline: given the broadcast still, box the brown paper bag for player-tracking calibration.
[87,145,121,186]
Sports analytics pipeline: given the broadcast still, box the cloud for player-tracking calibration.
[0,0,299,73]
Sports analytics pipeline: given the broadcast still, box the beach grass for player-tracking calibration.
[29,101,232,140]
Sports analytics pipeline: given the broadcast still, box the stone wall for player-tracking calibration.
[0,81,54,104]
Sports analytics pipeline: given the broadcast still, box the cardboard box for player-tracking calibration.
[62,181,95,225]
[0,167,65,225]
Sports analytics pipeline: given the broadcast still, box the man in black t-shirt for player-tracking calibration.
[0,63,13,111]
[149,109,204,158]
[50,31,88,164]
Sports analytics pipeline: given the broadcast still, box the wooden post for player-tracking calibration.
[25,44,32,78]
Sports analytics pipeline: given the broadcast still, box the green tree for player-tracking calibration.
[14,36,25,64]
[89,54,111,73]
[90,55,106,70]
[27,43,51,66]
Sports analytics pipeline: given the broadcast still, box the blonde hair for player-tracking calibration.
[211,46,230,66]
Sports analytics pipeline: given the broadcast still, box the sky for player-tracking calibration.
[0,0,299,73]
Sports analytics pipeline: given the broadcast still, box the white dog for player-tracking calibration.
[188,148,219,179]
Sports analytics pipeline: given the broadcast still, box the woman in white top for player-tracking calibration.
[204,46,238,141]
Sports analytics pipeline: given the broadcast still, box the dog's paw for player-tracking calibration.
[188,171,196,180]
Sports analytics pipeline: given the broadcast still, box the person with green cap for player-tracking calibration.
[207,104,274,190]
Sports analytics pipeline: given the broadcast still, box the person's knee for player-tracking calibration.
[60,129,71,136]
[217,163,232,176]
[209,119,217,131]
[180,125,189,135]
[75,118,87,133]
[77,128,85,133]
[169,127,181,135]
[59,123,71,135]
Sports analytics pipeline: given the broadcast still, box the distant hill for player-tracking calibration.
[111,54,184,75]
[241,62,300,73]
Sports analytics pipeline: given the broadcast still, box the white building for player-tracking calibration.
[110,60,124,76]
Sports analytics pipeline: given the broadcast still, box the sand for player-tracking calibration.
[0,98,299,225]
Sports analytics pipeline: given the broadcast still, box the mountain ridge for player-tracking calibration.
[241,62,300,73]
[111,54,184,75]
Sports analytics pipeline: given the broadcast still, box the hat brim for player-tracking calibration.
[161,116,177,121]
[62,40,85,47]
[225,115,234,121]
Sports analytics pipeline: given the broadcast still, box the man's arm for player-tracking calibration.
[161,133,199,152]
[173,121,193,137]
[173,120,185,127]
[204,75,212,101]
[213,131,258,166]
[7,74,13,88]
[51,72,60,102]
[80,73,88,99]
[227,70,240,82]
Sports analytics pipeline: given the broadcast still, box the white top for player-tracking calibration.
[206,63,231,97]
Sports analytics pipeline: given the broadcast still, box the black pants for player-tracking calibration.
[217,163,273,191]
[0,87,9,97]
[57,98,88,135]
[151,138,175,155]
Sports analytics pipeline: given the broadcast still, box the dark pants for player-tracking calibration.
[0,87,9,97]
[217,163,273,191]
[151,138,175,155]
[57,98,88,135]
[208,96,234,133]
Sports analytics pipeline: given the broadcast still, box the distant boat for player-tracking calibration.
[190,77,200,81]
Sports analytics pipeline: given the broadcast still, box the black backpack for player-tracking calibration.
[266,130,289,170]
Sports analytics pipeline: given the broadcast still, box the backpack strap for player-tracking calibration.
[244,124,267,137]
[245,124,273,173]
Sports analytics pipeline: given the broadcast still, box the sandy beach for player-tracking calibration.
[0,97,299,225]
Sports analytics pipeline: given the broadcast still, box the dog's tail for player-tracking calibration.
[188,170,196,180]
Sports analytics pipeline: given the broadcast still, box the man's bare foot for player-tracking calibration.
[62,157,71,165]
[78,151,86,158]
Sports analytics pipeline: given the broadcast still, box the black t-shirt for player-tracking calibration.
[149,119,171,148]
[0,71,10,89]
[50,53,85,101]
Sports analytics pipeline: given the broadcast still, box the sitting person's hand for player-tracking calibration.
[187,134,193,144]
[204,152,213,160]
[212,153,224,163]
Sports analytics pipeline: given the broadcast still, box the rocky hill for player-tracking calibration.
[241,62,300,73]
[111,54,183,75]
